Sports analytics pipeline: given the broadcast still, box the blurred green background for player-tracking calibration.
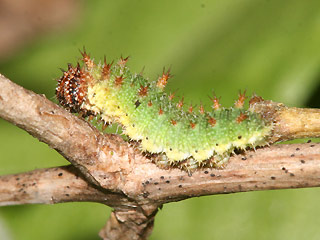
[1,0,320,239]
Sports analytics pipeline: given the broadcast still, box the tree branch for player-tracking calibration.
[1,143,320,205]
[1,73,320,240]
[250,99,320,142]
[0,165,135,208]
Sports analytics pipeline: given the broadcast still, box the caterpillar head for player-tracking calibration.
[56,63,88,114]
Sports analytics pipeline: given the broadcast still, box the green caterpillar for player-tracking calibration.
[56,50,273,171]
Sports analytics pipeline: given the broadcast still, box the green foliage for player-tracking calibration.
[1,0,320,239]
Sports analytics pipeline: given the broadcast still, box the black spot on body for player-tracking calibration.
[160,176,164,180]
[296,148,300,151]
[300,159,305,164]
[135,100,141,108]
[178,184,182,188]
[241,157,247,160]
[271,176,276,180]
[210,173,215,177]
[166,180,170,184]
[290,173,295,177]
[290,154,295,157]
[143,192,150,198]
[58,173,63,177]
[204,171,209,174]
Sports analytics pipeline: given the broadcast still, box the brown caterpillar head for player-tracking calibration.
[56,63,87,113]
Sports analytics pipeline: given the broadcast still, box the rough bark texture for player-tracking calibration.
[1,73,320,240]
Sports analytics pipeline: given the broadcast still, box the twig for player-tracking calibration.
[0,166,104,206]
[250,100,320,141]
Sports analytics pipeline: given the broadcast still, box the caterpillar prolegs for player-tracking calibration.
[56,50,273,171]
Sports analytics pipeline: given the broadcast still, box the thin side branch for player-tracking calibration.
[0,165,135,208]
[250,100,320,141]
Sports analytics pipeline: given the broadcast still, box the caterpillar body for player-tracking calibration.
[56,50,273,171]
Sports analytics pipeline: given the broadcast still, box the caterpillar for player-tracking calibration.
[56,50,273,171]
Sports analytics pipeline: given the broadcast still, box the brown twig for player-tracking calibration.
[1,73,320,240]
[250,99,320,142]
[0,165,107,206]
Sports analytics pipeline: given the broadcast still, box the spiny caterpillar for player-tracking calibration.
[56,50,273,171]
